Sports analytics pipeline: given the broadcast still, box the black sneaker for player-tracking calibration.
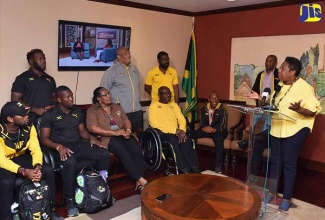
[237,140,248,150]
[214,166,222,174]
[50,211,64,220]
[66,198,79,217]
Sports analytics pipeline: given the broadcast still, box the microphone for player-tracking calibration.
[271,85,282,107]
[261,87,271,106]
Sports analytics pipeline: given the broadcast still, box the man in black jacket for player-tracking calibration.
[190,91,228,173]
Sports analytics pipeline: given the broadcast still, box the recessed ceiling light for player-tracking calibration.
[227,0,238,2]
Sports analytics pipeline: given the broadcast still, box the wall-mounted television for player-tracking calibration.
[58,20,131,71]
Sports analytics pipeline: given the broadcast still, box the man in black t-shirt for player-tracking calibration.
[11,49,56,132]
[40,86,110,217]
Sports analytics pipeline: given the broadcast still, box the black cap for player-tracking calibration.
[1,101,31,118]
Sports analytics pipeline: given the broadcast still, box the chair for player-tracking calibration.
[70,42,90,59]
[140,127,195,175]
[189,100,246,171]
[95,45,117,63]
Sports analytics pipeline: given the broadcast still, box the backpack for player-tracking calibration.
[19,180,51,220]
[75,166,113,213]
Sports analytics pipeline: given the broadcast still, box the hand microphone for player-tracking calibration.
[271,84,282,107]
[261,87,271,106]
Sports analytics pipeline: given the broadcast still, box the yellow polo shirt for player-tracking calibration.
[145,66,178,102]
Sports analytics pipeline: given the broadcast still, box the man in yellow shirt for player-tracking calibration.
[145,51,179,103]
[148,86,198,174]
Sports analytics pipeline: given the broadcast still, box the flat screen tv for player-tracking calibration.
[58,20,131,71]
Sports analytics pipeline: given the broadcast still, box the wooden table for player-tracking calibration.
[141,174,261,220]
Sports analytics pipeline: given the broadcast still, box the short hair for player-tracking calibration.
[92,87,104,104]
[267,55,278,62]
[26,49,43,62]
[107,39,112,45]
[285,57,302,76]
[117,47,128,55]
[157,51,168,60]
[209,91,219,98]
[55,85,71,97]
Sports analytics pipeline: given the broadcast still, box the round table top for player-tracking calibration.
[141,174,261,220]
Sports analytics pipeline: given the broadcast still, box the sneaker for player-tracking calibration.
[278,199,291,211]
[50,211,64,220]
[237,140,248,150]
[66,198,79,217]
[214,166,222,174]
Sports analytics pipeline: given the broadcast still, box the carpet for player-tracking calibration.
[67,171,325,220]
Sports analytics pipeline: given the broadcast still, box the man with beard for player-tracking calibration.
[149,86,199,174]
[190,91,228,174]
[40,86,111,217]
[145,51,179,103]
[100,47,143,138]
[0,101,63,220]
[11,49,56,132]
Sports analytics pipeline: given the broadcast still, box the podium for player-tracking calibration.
[227,104,296,217]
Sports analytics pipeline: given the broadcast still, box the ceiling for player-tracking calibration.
[125,0,283,13]
[89,0,316,16]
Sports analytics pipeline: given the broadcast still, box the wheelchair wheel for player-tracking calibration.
[140,128,162,171]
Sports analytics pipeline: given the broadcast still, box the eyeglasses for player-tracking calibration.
[99,92,110,97]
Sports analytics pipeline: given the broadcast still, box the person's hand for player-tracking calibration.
[202,126,216,133]
[243,91,260,100]
[89,135,103,147]
[175,129,187,143]
[115,129,127,136]
[57,145,74,161]
[123,129,131,140]
[25,168,42,182]
[289,100,302,113]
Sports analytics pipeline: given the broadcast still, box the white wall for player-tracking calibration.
[0,0,192,107]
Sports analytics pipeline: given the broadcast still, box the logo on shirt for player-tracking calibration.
[116,111,121,117]
[29,77,34,81]
[72,113,78,118]
[155,74,159,76]
[56,116,62,120]
[158,106,161,108]
[17,102,23,107]
[299,4,322,22]
[46,78,52,83]
[119,72,124,75]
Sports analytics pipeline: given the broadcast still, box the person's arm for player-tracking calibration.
[100,69,113,91]
[144,84,152,95]
[289,100,317,117]
[173,84,179,104]
[28,125,43,166]
[11,92,45,116]
[200,106,209,127]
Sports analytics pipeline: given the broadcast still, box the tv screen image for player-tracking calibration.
[58,20,131,71]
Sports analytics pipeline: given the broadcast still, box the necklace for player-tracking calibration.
[275,78,298,108]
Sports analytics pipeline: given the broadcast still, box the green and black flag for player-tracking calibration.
[182,32,198,123]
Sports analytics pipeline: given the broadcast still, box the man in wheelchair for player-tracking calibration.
[148,86,199,174]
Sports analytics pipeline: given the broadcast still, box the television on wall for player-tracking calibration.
[58,20,131,71]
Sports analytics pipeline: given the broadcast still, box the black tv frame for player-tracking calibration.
[58,20,131,71]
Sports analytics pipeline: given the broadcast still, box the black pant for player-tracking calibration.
[161,133,198,170]
[251,130,269,175]
[269,127,309,200]
[126,110,143,138]
[190,128,227,167]
[0,154,55,220]
[108,136,144,180]
[58,140,110,199]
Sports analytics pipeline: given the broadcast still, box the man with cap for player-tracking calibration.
[0,101,63,220]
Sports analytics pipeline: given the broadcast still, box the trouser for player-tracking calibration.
[126,110,143,138]
[251,130,269,175]
[190,128,227,167]
[269,127,309,200]
[95,50,103,60]
[58,140,110,199]
[108,136,144,180]
[161,133,198,170]
[0,154,55,220]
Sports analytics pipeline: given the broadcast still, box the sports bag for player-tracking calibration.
[19,180,51,220]
[75,166,113,213]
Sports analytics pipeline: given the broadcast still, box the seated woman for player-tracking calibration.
[86,87,148,193]
[73,37,84,60]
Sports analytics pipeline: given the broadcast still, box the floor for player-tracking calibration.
[56,146,325,218]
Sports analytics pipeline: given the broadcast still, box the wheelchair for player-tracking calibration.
[140,127,195,176]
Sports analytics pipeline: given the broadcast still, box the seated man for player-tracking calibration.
[148,86,199,174]
[190,91,228,174]
[40,86,110,217]
[94,39,114,63]
[0,101,63,220]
